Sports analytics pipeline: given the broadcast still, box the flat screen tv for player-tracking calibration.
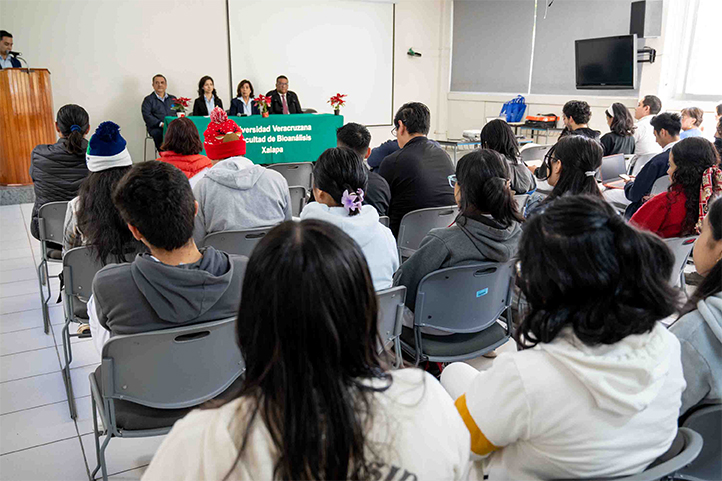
[575,34,637,90]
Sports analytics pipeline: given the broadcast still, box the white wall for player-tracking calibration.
[2,0,230,164]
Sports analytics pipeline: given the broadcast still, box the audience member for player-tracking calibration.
[229,79,259,116]
[89,161,247,355]
[300,147,398,290]
[623,113,682,219]
[442,194,684,480]
[633,95,663,155]
[558,100,600,140]
[394,149,523,332]
[631,137,722,238]
[141,74,176,151]
[0,30,20,69]
[143,220,470,480]
[266,75,302,114]
[480,119,537,194]
[379,102,455,235]
[157,117,212,180]
[63,121,141,264]
[336,122,391,216]
[680,107,704,139]
[367,137,444,172]
[601,102,636,156]
[30,104,90,245]
[192,75,223,117]
[192,108,291,244]
[671,197,722,416]
[715,116,722,159]
[525,135,603,217]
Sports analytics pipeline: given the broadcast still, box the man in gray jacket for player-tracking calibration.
[89,161,247,356]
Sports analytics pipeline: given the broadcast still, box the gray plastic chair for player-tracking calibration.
[202,226,273,257]
[628,152,657,177]
[678,404,721,481]
[289,185,308,217]
[400,261,515,365]
[36,201,69,334]
[268,162,314,190]
[379,216,390,227]
[663,236,697,289]
[520,144,553,162]
[556,427,703,481]
[376,286,406,368]
[651,175,671,196]
[397,205,459,260]
[89,317,244,481]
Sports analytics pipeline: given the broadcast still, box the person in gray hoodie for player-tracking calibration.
[394,149,524,332]
[89,161,247,356]
[671,197,722,416]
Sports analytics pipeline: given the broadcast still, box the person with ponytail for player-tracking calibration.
[600,102,636,156]
[441,195,685,480]
[671,197,722,416]
[480,119,537,194]
[394,149,523,332]
[300,147,398,290]
[143,221,471,480]
[631,137,722,238]
[30,104,91,245]
[525,135,603,217]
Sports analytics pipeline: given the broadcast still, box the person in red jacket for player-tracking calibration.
[631,137,722,238]
[156,117,212,179]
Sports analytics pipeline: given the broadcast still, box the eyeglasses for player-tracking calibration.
[448,174,457,188]
[391,126,397,137]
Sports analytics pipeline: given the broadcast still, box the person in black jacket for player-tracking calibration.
[266,75,302,114]
[623,113,681,219]
[558,100,601,140]
[229,79,260,116]
[601,103,636,156]
[379,102,455,236]
[336,122,391,216]
[29,104,90,245]
[141,74,176,151]
[192,75,223,116]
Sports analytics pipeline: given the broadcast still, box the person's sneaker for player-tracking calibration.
[685,271,705,286]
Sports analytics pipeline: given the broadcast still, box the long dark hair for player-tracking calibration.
[197,75,218,98]
[313,147,368,216]
[56,104,89,155]
[606,102,636,137]
[456,149,523,227]
[669,137,720,236]
[681,198,722,316]
[480,119,521,164]
[546,135,604,201]
[77,167,142,264]
[236,79,254,98]
[516,195,679,348]
[225,220,391,480]
[160,117,203,155]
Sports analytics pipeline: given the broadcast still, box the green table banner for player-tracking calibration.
[163,113,343,165]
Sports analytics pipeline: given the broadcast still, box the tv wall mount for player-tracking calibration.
[637,47,656,63]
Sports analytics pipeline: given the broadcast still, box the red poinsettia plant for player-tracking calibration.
[254,94,272,116]
[328,93,347,112]
[171,97,191,113]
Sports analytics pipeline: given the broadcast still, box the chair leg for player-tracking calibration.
[90,394,108,480]
[394,337,402,369]
[37,260,50,334]
[61,320,77,419]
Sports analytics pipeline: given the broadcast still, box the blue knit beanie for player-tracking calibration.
[86,121,132,172]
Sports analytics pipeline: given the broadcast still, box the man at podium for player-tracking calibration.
[0,31,21,69]
[141,74,176,151]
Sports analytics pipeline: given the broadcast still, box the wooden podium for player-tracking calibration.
[0,68,56,185]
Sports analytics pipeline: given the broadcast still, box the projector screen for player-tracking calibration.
[228,0,394,126]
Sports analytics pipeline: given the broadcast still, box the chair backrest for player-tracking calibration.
[267,162,314,190]
[378,216,390,227]
[37,201,69,244]
[514,194,530,212]
[680,404,721,480]
[397,206,459,259]
[414,261,515,333]
[629,152,657,177]
[288,186,307,217]
[376,286,406,353]
[202,227,273,257]
[520,144,553,163]
[663,236,697,287]
[63,246,108,303]
[100,317,244,409]
[650,175,671,196]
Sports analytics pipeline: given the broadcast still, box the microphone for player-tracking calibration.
[9,51,22,56]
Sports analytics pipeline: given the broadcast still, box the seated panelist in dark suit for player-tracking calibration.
[265,75,302,114]
[229,79,260,116]
[192,76,223,117]
[141,74,176,151]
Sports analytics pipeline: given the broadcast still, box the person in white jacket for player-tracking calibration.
[143,220,470,481]
[442,194,686,480]
[300,147,399,290]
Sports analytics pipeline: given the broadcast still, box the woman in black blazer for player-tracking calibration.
[192,76,223,116]
[229,79,260,116]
